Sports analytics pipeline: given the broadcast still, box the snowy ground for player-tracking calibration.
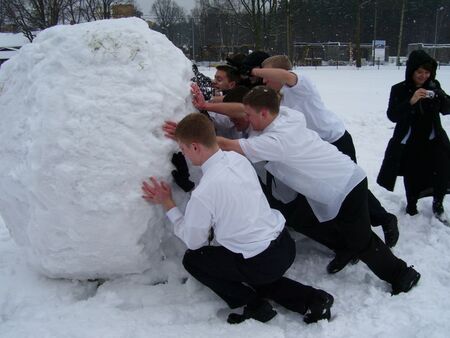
[1,65,449,338]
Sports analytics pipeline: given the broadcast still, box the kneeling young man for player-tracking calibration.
[217,86,421,296]
[142,113,333,324]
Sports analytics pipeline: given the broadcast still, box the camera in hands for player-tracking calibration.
[425,90,435,99]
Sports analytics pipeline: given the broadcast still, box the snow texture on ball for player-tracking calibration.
[0,18,193,279]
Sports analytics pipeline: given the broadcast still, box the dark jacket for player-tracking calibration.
[377,50,450,192]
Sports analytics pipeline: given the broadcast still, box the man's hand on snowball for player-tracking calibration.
[163,120,177,140]
[142,177,175,211]
[191,83,207,110]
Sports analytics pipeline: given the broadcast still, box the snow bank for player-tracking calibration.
[0,18,193,279]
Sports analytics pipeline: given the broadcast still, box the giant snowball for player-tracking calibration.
[0,18,194,279]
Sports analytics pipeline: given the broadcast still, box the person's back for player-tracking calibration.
[217,86,420,295]
[241,105,365,222]
[253,55,400,249]
[259,55,346,143]
[145,112,336,325]
[280,75,345,143]
[191,149,284,257]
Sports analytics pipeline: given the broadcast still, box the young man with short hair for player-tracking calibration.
[144,113,334,325]
[217,86,421,296]
[189,64,249,139]
[211,65,242,98]
[249,55,400,271]
[190,51,271,120]
[170,65,251,193]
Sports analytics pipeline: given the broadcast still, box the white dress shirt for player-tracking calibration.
[239,106,366,222]
[280,73,346,143]
[166,149,285,258]
[209,112,243,139]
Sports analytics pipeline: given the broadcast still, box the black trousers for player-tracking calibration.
[332,131,393,226]
[403,138,450,207]
[182,229,317,313]
[284,179,407,284]
[333,179,407,282]
[263,187,346,251]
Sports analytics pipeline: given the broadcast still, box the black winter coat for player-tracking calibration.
[377,50,450,193]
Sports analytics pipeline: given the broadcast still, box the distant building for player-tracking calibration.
[0,33,30,66]
[112,4,138,19]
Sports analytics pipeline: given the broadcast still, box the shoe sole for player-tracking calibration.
[392,271,421,295]
[304,293,334,324]
[406,272,421,292]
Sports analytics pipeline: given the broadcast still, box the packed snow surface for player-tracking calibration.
[0,18,193,279]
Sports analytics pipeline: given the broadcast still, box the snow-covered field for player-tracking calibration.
[1,65,449,338]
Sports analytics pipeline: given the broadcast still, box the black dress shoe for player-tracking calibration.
[227,299,277,324]
[381,214,399,248]
[326,251,358,274]
[391,266,421,295]
[406,204,418,216]
[433,201,449,226]
[304,290,334,324]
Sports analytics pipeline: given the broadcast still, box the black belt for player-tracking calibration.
[268,227,287,248]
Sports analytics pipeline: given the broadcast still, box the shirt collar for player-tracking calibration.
[263,112,282,133]
[201,149,224,174]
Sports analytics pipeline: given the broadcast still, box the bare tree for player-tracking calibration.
[3,0,69,41]
[355,0,362,67]
[152,0,186,41]
[63,0,85,24]
[396,0,406,66]
[0,0,6,30]
[224,0,281,51]
[226,0,262,49]
[82,0,114,20]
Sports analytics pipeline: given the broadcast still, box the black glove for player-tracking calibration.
[172,170,195,192]
[171,152,195,192]
[172,152,189,174]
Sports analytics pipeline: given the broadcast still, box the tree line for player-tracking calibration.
[1,0,449,63]
[152,0,449,63]
[0,0,141,41]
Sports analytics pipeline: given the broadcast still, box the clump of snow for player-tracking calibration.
[0,18,193,279]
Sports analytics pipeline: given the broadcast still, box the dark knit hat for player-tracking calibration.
[226,53,247,69]
[242,51,270,70]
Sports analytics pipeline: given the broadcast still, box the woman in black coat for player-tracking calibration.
[377,50,450,224]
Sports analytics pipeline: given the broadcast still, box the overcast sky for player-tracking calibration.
[137,0,197,18]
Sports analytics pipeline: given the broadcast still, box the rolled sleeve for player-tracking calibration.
[239,135,284,163]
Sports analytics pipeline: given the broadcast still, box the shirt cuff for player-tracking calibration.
[166,206,183,224]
